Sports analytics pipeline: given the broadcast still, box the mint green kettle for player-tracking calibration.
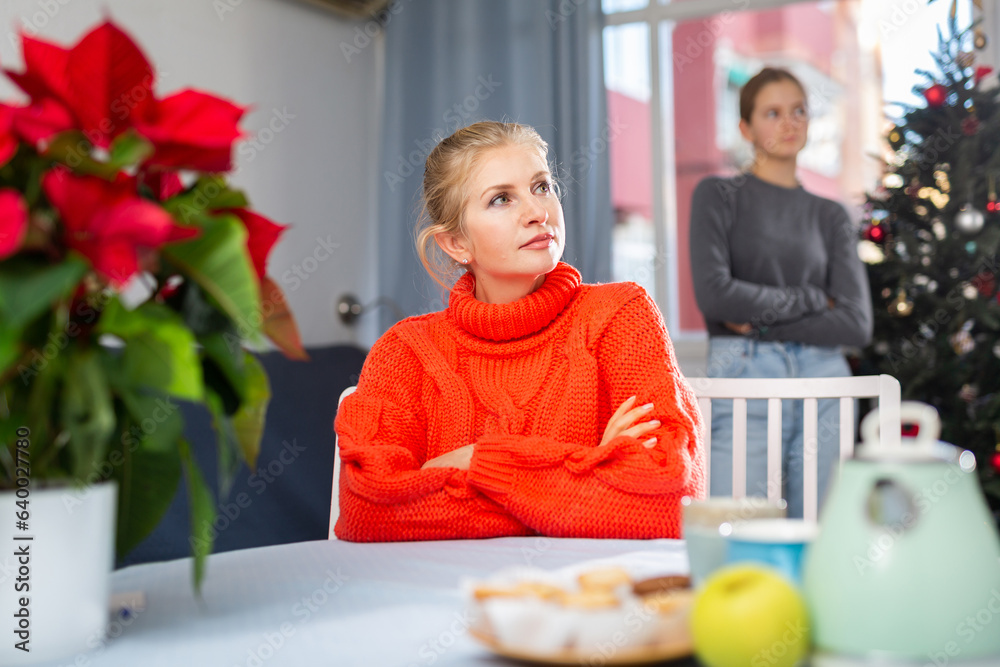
[803,402,1000,661]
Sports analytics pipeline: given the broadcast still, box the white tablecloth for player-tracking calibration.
[37,537,693,667]
[29,536,998,667]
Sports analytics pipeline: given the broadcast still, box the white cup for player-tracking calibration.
[681,496,787,587]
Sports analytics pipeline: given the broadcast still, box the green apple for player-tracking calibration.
[691,564,811,667]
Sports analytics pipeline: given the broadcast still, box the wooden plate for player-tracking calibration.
[469,627,693,665]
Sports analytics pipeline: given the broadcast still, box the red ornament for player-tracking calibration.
[962,115,981,136]
[992,450,1000,474]
[923,83,948,108]
[988,200,1000,213]
[865,223,886,244]
[974,271,996,297]
[976,66,994,84]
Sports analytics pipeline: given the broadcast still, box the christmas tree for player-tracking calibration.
[858,3,1000,517]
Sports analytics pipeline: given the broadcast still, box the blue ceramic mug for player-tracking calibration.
[725,518,818,584]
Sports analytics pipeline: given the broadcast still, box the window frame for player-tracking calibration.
[603,0,827,342]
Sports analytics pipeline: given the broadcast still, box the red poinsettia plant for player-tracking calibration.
[0,20,306,588]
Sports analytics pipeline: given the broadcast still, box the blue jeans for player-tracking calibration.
[706,337,852,518]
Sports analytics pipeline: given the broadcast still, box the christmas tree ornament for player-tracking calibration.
[927,280,938,292]
[957,52,975,68]
[887,126,905,151]
[962,115,981,136]
[974,271,995,296]
[992,450,1000,475]
[865,223,886,244]
[949,320,975,355]
[976,66,994,84]
[966,241,978,254]
[934,170,951,193]
[974,29,987,50]
[858,240,885,264]
[889,288,914,317]
[949,268,960,279]
[922,83,948,107]
[955,203,985,235]
[883,173,904,189]
[932,219,947,239]
[962,283,978,300]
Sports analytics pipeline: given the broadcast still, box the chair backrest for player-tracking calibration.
[686,374,901,521]
[328,385,357,539]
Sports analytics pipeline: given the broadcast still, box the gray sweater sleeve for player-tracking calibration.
[689,178,828,324]
[758,205,873,347]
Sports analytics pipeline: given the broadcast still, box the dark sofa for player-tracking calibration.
[119,344,367,567]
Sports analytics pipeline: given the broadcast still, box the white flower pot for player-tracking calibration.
[0,481,117,665]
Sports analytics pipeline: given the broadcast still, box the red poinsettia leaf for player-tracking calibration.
[89,238,140,287]
[40,169,196,286]
[66,20,155,147]
[11,99,76,146]
[0,189,28,259]
[96,198,185,247]
[261,276,308,361]
[0,106,16,167]
[42,169,131,234]
[227,208,287,279]
[135,89,245,171]
[5,32,72,106]
[138,170,185,201]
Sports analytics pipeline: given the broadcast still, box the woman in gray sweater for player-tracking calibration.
[689,67,873,518]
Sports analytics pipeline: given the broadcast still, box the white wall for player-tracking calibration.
[0,0,380,348]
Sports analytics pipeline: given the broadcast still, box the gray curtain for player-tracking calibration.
[376,0,613,333]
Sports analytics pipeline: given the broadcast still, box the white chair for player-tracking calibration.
[687,374,901,521]
[328,385,357,540]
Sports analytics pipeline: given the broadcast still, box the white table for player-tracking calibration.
[30,537,999,667]
[39,537,698,667]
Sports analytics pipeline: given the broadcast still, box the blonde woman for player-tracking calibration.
[334,121,704,541]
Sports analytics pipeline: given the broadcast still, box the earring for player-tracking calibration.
[461,258,469,265]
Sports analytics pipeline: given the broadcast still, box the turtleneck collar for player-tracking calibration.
[447,262,582,341]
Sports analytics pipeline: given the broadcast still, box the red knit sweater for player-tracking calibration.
[334,263,705,541]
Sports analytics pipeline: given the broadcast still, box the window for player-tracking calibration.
[602,0,976,366]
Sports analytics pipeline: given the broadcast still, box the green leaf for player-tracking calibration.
[0,325,21,377]
[61,348,116,481]
[230,352,270,469]
[179,438,216,594]
[204,388,241,498]
[0,255,88,330]
[162,176,249,224]
[118,391,185,454]
[97,299,204,401]
[42,131,119,179]
[108,130,153,169]
[113,435,182,558]
[201,331,247,404]
[161,215,261,339]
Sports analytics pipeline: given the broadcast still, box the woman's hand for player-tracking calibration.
[421,444,475,470]
[724,321,752,335]
[600,396,660,448]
